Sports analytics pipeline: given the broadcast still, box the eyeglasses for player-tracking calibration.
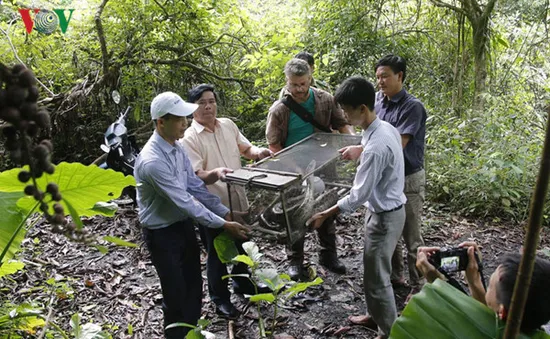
[196,99,217,106]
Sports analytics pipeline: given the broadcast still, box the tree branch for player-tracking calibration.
[94,0,110,76]
[481,0,498,20]
[430,0,469,19]
[0,25,55,96]
[466,0,482,15]
[134,58,254,84]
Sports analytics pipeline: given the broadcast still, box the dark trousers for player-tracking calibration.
[286,216,337,262]
[143,221,202,339]
[198,224,250,305]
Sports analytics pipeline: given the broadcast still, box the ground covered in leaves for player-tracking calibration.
[4,203,550,338]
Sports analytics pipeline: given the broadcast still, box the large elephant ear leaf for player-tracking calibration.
[390,279,550,339]
[0,191,27,262]
[0,162,136,217]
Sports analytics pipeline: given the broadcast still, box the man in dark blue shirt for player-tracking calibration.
[374,55,427,302]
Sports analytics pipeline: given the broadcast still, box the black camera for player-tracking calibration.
[429,247,471,273]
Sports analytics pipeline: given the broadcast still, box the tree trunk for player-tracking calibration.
[430,0,498,113]
[472,16,490,112]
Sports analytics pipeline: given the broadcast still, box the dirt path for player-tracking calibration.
[4,205,550,338]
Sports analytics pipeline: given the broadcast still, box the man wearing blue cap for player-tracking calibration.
[134,91,250,338]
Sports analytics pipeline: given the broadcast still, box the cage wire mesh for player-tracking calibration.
[240,133,361,245]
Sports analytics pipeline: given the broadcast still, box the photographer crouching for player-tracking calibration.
[416,242,550,334]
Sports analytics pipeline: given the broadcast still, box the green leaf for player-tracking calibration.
[0,260,25,278]
[242,241,262,262]
[64,198,84,230]
[186,329,204,339]
[93,245,109,254]
[196,319,210,328]
[0,191,27,262]
[390,279,550,338]
[496,36,509,48]
[70,313,111,339]
[91,202,118,215]
[2,303,45,334]
[282,277,323,299]
[232,254,255,268]
[249,293,276,303]
[166,322,197,330]
[102,236,137,248]
[0,163,135,217]
[502,198,511,207]
[256,268,285,291]
[214,232,239,264]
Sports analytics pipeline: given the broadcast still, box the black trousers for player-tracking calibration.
[198,224,250,305]
[143,221,202,339]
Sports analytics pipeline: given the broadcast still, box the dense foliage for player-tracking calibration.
[1,0,549,222]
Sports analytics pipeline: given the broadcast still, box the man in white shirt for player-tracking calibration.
[307,76,406,339]
[181,84,271,319]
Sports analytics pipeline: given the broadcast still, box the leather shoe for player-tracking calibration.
[216,302,239,319]
[319,254,346,274]
[288,262,305,281]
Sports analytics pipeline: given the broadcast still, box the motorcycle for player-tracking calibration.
[92,93,139,203]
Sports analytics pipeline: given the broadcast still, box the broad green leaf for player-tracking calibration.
[65,198,84,230]
[16,315,45,333]
[249,293,276,303]
[197,319,210,328]
[0,191,27,262]
[102,236,137,248]
[242,241,262,262]
[390,279,550,339]
[91,202,118,215]
[232,254,255,268]
[70,313,111,339]
[185,329,204,339]
[0,260,25,278]
[0,163,135,217]
[1,304,45,333]
[282,277,323,299]
[256,268,285,291]
[94,245,109,254]
[214,232,239,264]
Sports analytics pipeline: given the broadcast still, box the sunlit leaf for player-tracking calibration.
[0,260,25,278]
[214,232,239,264]
[249,293,276,303]
[102,236,137,248]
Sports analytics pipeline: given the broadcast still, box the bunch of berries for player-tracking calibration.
[0,63,80,237]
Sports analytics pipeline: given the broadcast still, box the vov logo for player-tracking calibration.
[18,8,75,35]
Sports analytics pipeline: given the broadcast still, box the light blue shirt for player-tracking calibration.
[338,118,406,214]
[134,130,229,229]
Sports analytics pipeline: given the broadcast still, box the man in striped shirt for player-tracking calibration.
[308,76,406,339]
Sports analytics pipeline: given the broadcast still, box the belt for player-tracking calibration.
[380,204,403,213]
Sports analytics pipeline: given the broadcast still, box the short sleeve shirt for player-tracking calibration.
[180,118,251,212]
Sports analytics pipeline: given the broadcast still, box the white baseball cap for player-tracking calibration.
[150,91,198,120]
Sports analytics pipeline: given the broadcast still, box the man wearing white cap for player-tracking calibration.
[134,91,250,339]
